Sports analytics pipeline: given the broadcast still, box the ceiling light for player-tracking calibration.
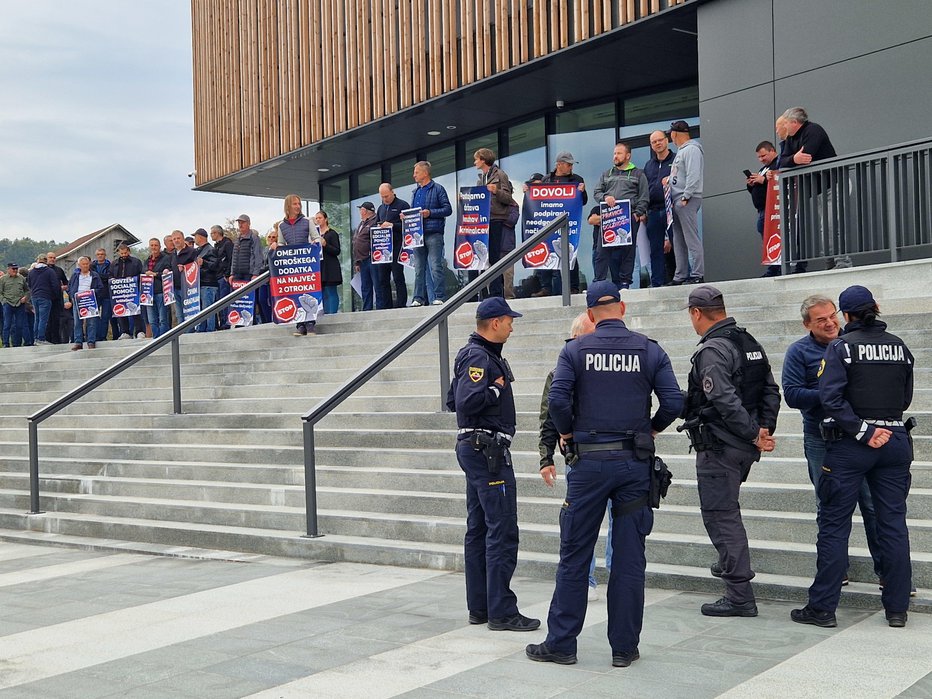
[317,167,330,172]
[446,125,457,130]
[427,130,441,136]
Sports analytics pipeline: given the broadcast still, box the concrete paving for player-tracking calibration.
[0,539,929,699]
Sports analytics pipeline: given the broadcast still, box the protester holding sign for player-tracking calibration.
[471,148,515,299]
[746,141,780,277]
[316,211,342,314]
[143,238,173,338]
[67,255,103,350]
[352,202,381,311]
[376,184,410,308]
[170,231,200,327]
[111,244,145,339]
[593,142,649,289]
[534,152,587,296]
[410,161,452,307]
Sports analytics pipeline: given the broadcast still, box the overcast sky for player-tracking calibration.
[0,0,286,244]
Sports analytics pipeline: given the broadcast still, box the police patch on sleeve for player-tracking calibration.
[817,358,825,378]
[468,366,485,383]
[702,376,714,394]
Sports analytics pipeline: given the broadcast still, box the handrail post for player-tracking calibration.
[438,317,451,412]
[885,152,899,262]
[171,337,182,414]
[302,421,322,537]
[27,420,43,515]
[560,219,571,307]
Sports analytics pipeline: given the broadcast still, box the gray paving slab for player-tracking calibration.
[1,540,930,699]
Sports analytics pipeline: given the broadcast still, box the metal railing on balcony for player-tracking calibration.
[780,136,932,270]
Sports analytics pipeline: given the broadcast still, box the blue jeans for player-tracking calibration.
[322,285,340,314]
[645,209,670,288]
[33,297,52,341]
[2,303,25,347]
[196,286,218,332]
[358,258,380,311]
[803,432,882,577]
[97,299,113,341]
[147,296,171,338]
[72,306,98,344]
[413,233,446,304]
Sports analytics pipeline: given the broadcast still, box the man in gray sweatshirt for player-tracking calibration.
[666,121,704,284]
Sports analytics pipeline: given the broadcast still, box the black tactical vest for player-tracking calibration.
[841,328,911,419]
[571,331,653,436]
[687,324,770,424]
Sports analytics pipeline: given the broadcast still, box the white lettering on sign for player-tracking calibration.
[584,353,641,372]
[857,344,905,361]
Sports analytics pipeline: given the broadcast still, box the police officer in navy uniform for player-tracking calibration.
[447,297,541,632]
[526,281,682,667]
[683,285,781,617]
[792,285,915,629]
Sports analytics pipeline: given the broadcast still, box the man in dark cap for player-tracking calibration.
[526,281,682,668]
[1,263,29,347]
[682,285,780,617]
[446,297,540,633]
[352,201,381,311]
[792,285,915,628]
[666,121,705,285]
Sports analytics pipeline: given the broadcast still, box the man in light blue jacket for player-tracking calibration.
[666,121,704,285]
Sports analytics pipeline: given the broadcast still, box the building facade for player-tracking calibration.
[191,0,932,290]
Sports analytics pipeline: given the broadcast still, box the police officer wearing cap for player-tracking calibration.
[792,285,915,629]
[683,285,780,617]
[526,281,682,668]
[446,297,541,632]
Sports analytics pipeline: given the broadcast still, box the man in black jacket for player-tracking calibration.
[45,251,69,343]
[193,229,220,332]
[211,225,234,328]
[376,183,410,308]
[777,107,851,269]
[111,244,146,339]
[171,230,200,327]
[746,141,779,277]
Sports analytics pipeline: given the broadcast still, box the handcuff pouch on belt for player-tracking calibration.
[469,431,510,475]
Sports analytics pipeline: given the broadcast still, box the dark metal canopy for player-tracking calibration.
[195,4,697,198]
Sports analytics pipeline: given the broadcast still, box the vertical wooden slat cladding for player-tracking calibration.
[191,0,674,185]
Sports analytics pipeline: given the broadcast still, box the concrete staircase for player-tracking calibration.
[1,260,930,611]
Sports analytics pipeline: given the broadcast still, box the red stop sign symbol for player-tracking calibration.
[274,297,297,322]
[456,242,474,267]
[524,243,549,267]
[372,249,383,263]
[227,310,241,325]
[603,228,616,244]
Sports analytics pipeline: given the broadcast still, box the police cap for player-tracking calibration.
[838,285,876,313]
[586,280,621,308]
[476,297,522,320]
[685,285,725,310]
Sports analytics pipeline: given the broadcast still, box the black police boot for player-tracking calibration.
[525,643,577,665]
[488,612,541,632]
[886,611,908,628]
[612,648,640,668]
[710,562,723,578]
[790,605,837,628]
[468,611,488,625]
[701,597,758,617]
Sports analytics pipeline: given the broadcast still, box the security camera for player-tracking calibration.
[187,170,197,178]
[555,100,565,109]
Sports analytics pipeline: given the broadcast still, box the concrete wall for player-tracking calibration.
[697,0,932,281]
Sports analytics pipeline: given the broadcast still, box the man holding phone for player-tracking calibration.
[746,141,779,277]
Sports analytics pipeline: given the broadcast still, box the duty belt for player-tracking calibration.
[577,439,635,454]
[866,419,904,427]
[458,428,512,446]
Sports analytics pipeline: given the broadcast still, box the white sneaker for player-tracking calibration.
[431,299,444,305]
[587,586,599,602]
[411,300,424,307]
[118,333,131,340]
[135,333,146,339]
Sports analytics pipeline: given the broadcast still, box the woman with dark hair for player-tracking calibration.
[315,210,342,315]
[792,285,915,629]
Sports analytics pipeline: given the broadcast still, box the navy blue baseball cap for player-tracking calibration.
[838,285,876,313]
[476,297,522,320]
[586,280,621,308]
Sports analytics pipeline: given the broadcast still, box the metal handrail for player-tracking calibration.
[299,213,572,537]
[25,271,271,514]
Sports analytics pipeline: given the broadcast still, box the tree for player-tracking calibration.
[0,237,70,267]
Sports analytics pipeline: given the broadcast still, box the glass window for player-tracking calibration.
[501,119,547,287]
[425,144,456,177]
[554,103,616,134]
[464,132,499,165]
[319,176,352,311]
[547,126,616,288]
[623,85,699,127]
[389,158,417,189]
